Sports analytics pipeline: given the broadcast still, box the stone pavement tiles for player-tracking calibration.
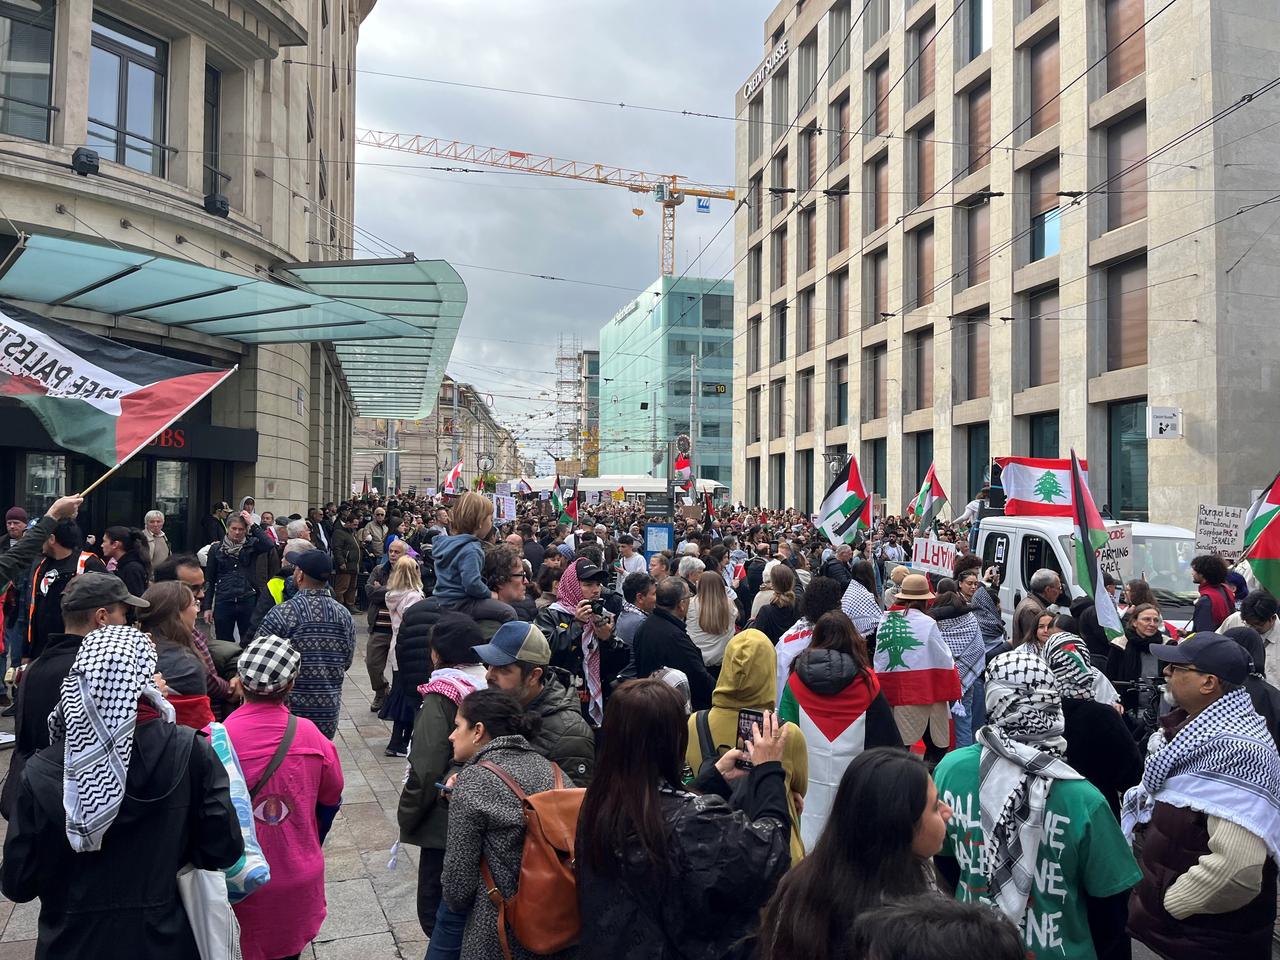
[0,624,427,960]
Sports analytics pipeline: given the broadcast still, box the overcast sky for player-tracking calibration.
[354,0,776,464]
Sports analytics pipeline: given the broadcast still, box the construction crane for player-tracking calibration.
[355,130,736,276]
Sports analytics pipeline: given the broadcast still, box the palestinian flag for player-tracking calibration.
[910,462,947,535]
[817,455,871,546]
[704,492,716,525]
[674,452,692,492]
[1242,507,1280,597]
[362,476,369,495]
[0,302,235,467]
[994,456,1084,517]
[1243,470,1280,551]
[443,460,464,495]
[517,478,534,495]
[872,609,961,705]
[1069,448,1123,641]
[550,474,576,523]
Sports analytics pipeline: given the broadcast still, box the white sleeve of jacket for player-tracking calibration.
[1164,815,1268,919]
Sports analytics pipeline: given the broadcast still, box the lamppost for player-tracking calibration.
[822,451,846,476]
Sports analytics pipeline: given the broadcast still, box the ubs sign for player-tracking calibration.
[743,38,789,99]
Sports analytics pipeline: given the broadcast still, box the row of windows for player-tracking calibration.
[744,399,1148,519]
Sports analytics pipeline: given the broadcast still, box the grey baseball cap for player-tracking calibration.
[61,572,149,612]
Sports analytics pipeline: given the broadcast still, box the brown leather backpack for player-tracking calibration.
[478,760,585,959]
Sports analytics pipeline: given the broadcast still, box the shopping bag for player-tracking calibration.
[177,864,243,960]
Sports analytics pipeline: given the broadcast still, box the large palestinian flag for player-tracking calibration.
[1243,470,1280,552]
[910,462,947,534]
[872,608,961,706]
[818,455,871,546]
[0,302,235,466]
[1069,448,1123,641]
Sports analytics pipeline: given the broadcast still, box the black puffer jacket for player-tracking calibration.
[395,595,442,692]
[527,670,596,787]
[576,759,792,960]
[817,557,853,589]
[1224,626,1280,751]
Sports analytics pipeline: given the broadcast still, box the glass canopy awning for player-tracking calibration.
[0,234,466,419]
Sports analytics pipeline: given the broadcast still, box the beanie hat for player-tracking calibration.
[5,506,27,523]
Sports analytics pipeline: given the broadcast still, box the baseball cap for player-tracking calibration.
[1152,632,1250,685]
[473,621,552,667]
[62,572,149,612]
[575,561,610,583]
[287,548,333,580]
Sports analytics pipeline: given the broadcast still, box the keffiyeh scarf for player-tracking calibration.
[936,612,985,699]
[418,666,485,706]
[1122,687,1280,864]
[840,580,883,636]
[1043,631,1095,701]
[977,648,1082,922]
[555,560,604,725]
[48,624,175,853]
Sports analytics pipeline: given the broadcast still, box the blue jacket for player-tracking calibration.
[431,533,490,605]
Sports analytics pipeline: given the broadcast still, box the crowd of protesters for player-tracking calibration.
[1,485,1279,960]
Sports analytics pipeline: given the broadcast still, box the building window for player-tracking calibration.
[866,344,888,419]
[912,330,934,410]
[827,184,848,252]
[747,457,761,504]
[867,0,890,45]
[0,0,55,143]
[1109,400,1148,520]
[321,0,330,28]
[798,368,815,433]
[867,437,888,498]
[769,379,786,439]
[915,431,935,489]
[868,59,889,135]
[915,122,935,207]
[88,13,169,175]
[1029,159,1061,261]
[747,316,762,372]
[867,249,889,326]
[1106,0,1145,90]
[870,155,889,231]
[912,13,936,104]
[799,124,817,191]
[827,356,850,426]
[967,82,991,174]
[1029,32,1060,135]
[771,67,789,139]
[969,0,992,61]
[1107,255,1147,370]
[748,95,765,164]
[770,454,786,510]
[799,205,816,273]
[1028,287,1060,386]
[963,313,990,399]
[829,95,851,165]
[966,200,991,286]
[798,32,818,112]
[771,149,788,216]
[914,225,935,308]
[829,1,852,77]
[771,227,788,290]
[797,448,815,514]
[748,244,763,302]
[1107,111,1147,230]
[202,66,223,197]
[798,286,815,354]
[1029,412,1059,458]
[967,423,990,500]
[747,388,761,442]
[748,174,763,232]
[306,87,315,143]
[827,269,848,342]
[318,150,328,201]
[770,302,788,364]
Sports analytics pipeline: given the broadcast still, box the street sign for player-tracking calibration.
[645,494,672,518]
[1146,406,1182,439]
[714,383,727,394]
[644,523,674,558]
[696,197,711,213]
[1195,504,1246,555]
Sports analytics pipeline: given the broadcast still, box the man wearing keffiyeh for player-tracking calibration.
[534,557,623,725]
[0,623,242,959]
[933,647,1141,960]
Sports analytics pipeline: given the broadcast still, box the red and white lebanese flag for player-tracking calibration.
[0,302,234,467]
[872,608,961,706]
[443,459,464,495]
[995,456,1087,517]
[673,452,693,492]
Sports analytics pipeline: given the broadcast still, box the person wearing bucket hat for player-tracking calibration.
[224,633,344,960]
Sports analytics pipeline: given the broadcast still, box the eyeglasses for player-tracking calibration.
[1165,664,1204,675]
[508,571,529,581]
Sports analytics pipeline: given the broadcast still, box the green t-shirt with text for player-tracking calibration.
[933,743,1141,960]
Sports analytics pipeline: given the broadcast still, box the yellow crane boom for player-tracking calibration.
[355,129,735,276]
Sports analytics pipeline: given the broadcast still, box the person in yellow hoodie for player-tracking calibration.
[686,628,809,861]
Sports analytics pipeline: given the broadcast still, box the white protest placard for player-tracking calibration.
[1195,503,1245,556]
[911,537,956,577]
[496,481,511,498]
[585,490,600,505]
[425,487,436,498]
[496,495,517,523]
[1097,523,1134,582]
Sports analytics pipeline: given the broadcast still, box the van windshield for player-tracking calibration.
[1056,533,1198,605]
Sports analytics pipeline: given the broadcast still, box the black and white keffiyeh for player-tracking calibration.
[1043,631,1095,701]
[1122,687,1280,863]
[936,612,985,699]
[48,624,174,853]
[977,648,1082,922]
[840,580,883,636]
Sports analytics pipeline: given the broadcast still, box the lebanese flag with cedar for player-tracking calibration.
[872,608,961,705]
[995,456,1086,517]
[0,302,235,466]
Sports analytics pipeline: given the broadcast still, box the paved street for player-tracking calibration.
[0,624,428,960]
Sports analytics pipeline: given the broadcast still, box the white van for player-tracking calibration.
[973,515,1199,632]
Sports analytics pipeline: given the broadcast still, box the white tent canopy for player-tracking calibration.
[518,475,726,495]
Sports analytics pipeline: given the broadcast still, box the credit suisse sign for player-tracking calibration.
[743,38,790,99]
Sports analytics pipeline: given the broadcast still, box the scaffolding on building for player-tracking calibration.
[555,334,584,471]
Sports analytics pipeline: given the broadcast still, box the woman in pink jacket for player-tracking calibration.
[225,634,344,960]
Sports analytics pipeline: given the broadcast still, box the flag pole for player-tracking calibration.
[76,453,136,498]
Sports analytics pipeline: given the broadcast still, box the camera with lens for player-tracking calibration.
[590,598,605,617]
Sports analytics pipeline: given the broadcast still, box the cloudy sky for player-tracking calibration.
[354,0,775,463]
